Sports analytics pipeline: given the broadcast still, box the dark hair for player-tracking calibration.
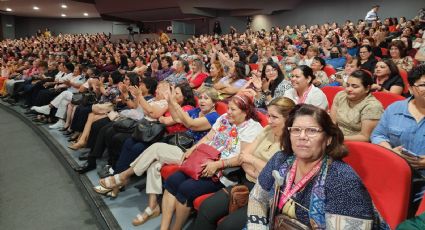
[401,35,413,51]
[233,61,247,80]
[161,56,173,68]
[64,62,74,72]
[110,71,123,84]
[231,93,259,122]
[126,72,140,86]
[296,65,315,84]
[347,36,359,46]
[176,82,196,107]
[135,56,146,65]
[389,40,407,58]
[349,70,374,93]
[313,57,325,70]
[377,59,400,79]
[237,50,247,64]
[38,60,48,69]
[120,55,128,68]
[281,104,347,159]
[140,77,158,95]
[358,45,374,60]
[261,61,285,96]
[408,64,425,86]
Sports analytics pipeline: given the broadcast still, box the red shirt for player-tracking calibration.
[165,105,194,134]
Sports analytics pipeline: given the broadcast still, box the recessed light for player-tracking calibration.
[33,6,39,10]
[5,8,12,12]
[61,4,67,9]
[83,13,88,16]
[61,14,66,17]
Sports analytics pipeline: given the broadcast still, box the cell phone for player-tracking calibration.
[401,148,420,159]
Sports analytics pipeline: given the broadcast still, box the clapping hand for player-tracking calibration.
[128,85,141,97]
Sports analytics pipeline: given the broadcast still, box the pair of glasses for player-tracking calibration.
[288,127,322,137]
[413,83,425,91]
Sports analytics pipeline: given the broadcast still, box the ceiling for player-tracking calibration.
[0,0,301,21]
[0,0,99,18]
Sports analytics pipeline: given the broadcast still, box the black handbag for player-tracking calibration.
[163,132,195,151]
[132,119,166,143]
[71,92,97,106]
[113,118,138,133]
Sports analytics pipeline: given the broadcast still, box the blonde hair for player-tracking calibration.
[268,97,296,117]
[198,87,219,103]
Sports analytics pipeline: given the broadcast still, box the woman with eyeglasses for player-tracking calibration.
[358,45,378,73]
[330,70,383,142]
[248,104,385,229]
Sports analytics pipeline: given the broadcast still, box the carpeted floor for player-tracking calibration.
[0,106,100,230]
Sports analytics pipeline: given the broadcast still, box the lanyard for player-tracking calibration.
[278,159,322,209]
[297,85,313,104]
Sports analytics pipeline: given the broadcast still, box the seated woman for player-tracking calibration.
[215,61,248,100]
[31,64,85,129]
[390,40,414,72]
[164,59,188,85]
[284,65,328,110]
[358,45,378,73]
[152,56,174,81]
[247,61,292,109]
[331,57,361,86]
[311,57,330,88]
[186,58,208,89]
[299,46,319,67]
[372,59,404,95]
[325,46,346,70]
[248,104,384,229]
[361,36,382,58]
[160,93,263,230]
[197,61,224,92]
[330,70,383,142]
[192,97,296,230]
[94,88,220,226]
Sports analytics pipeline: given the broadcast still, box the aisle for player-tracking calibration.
[0,106,99,230]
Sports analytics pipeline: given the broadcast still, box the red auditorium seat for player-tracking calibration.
[371,91,405,109]
[249,63,259,71]
[257,111,269,127]
[398,68,410,95]
[320,86,344,109]
[344,141,411,229]
[215,101,228,115]
[381,48,388,57]
[323,65,337,78]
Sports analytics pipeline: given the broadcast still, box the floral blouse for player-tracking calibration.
[254,79,293,108]
[392,56,414,72]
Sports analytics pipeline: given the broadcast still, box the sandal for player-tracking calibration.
[99,174,127,189]
[93,185,112,195]
[68,141,86,150]
[132,206,161,226]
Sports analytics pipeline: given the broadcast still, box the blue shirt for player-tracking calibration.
[185,108,219,142]
[326,57,346,69]
[371,97,425,156]
[347,47,359,57]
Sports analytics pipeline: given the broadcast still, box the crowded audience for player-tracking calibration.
[1,7,425,229]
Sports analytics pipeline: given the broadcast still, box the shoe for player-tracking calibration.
[68,133,80,142]
[49,119,64,129]
[63,130,74,136]
[132,206,161,226]
[97,165,114,179]
[78,151,89,161]
[74,163,96,174]
[58,127,69,132]
[31,105,51,115]
[68,142,86,150]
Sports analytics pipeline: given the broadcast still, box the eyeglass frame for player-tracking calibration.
[412,83,425,91]
[287,126,323,137]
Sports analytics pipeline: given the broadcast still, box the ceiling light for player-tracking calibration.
[61,14,66,17]
[61,4,67,9]
[33,6,39,10]
[5,8,12,12]
[83,13,88,16]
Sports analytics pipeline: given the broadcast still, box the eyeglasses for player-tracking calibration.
[413,83,425,91]
[288,127,323,137]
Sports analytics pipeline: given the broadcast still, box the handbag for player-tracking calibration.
[222,185,250,213]
[274,214,310,230]
[71,93,83,105]
[113,118,138,133]
[180,143,220,180]
[72,92,98,106]
[163,132,195,151]
[131,119,166,143]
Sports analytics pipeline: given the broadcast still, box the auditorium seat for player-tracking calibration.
[320,86,344,109]
[323,65,337,77]
[398,68,410,95]
[344,141,411,229]
[371,91,405,109]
